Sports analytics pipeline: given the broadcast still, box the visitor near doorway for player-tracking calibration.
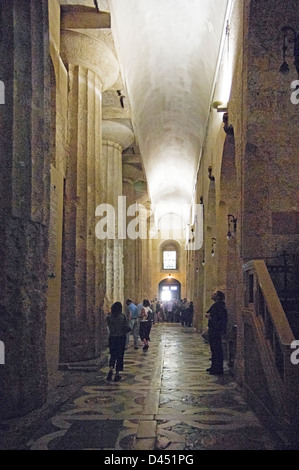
[205,291,228,376]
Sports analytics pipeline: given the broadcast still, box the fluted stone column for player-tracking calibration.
[123,181,137,301]
[59,30,119,362]
[0,0,50,418]
[102,121,134,310]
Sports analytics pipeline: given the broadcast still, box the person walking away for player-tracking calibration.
[205,291,228,375]
[139,299,153,351]
[106,302,131,382]
[151,299,157,324]
[126,299,139,349]
[124,301,131,349]
[166,300,174,322]
[156,300,163,322]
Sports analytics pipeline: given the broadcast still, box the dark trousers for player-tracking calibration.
[139,320,151,341]
[108,335,126,372]
[209,334,224,373]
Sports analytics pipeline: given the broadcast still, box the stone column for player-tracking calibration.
[123,181,137,301]
[102,121,134,310]
[59,30,119,363]
[0,0,50,419]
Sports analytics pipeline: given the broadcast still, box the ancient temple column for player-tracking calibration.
[0,0,50,418]
[101,121,134,310]
[123,181,137,300]
[59,30,119,363]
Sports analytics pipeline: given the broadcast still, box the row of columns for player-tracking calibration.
[58,26,135,363]
[0,0,139,419]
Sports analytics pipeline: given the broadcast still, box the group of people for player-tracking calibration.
[106,290,228,382]
[149,298,194,326]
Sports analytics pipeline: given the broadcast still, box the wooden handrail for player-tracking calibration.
[244,259,294,347]
[243,259,299,445]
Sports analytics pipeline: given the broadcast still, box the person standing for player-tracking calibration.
[124,301,131,349]
[166,300,174,322]
[186,301,194,327]
[156,300,163,322]
[125,299,139,349]
[205,291,228,375]
[106,302,130,382]
[139,299,153,352]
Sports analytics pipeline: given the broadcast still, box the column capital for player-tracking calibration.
[102,120,135,150]
[60,30,119,91]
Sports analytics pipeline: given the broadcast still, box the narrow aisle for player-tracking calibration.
[24,324,282,451]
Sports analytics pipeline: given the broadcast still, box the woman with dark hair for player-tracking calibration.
[106,302,130,382]
[205,291,228,375]
[139,299,153,352]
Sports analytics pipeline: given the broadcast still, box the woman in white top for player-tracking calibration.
[139,299,153,351]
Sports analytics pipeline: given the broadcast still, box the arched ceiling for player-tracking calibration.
[108,0,229,228]
[59,0,230,230]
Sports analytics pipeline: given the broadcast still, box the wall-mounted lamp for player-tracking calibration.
[212,100,228,112]
[93,0,100,12]
[211,237,216,257]
[117,90,125,108]
[202,252,205,266]
[227,214,237,240]
[199,196,203,205]
[279,26,299,79]
[208,166,215,182]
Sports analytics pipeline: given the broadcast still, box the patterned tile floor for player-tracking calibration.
[13,323,286,452]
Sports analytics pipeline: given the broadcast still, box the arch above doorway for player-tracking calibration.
[159,277,181,302]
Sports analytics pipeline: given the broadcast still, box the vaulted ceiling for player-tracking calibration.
[59,0,229,230]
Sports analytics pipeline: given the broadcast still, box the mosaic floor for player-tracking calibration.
[23,323,283,451]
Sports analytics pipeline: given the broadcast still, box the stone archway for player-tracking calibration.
[219,132,238,323]
[159,277,181,301]
[219,131,238,368]
[204,175,217,313]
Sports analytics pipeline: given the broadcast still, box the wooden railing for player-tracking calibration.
[243,260,299,445]
[243,260,295,381]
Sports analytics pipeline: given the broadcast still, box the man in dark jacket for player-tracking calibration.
[205,291,228,375]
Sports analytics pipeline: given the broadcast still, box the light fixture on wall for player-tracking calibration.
[279,26,299,79]
[211,238,216,257]
[208,166,215,181]
[202,252,205,266]
[93,0,100,12]
[212,100,228,112]
[227,214,237,240]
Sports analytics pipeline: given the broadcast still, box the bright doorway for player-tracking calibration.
[159,278,181,301]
